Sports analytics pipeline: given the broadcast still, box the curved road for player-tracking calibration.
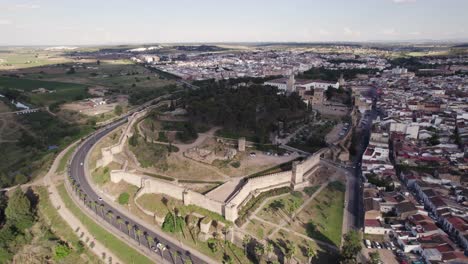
[68,114,211,264]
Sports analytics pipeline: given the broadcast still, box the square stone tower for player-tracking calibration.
[291,161,304,185]
[238,137,246,152]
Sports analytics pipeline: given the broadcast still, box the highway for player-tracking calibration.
[68,109,212,264]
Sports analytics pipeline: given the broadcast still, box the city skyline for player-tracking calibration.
[0,0,467,45]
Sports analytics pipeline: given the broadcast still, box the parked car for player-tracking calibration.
[365,239,372,249]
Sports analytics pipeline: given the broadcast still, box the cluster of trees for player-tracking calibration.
[297,67,378,81]
[1,111,93,188]
[161,211,185,233]
[192,76,281,88]
[176,122,198,143]
[241,235,317,264]
[128,85,177,105]
[340,230,362,264]
[183,84,307,143]
[0,189,36,262]
[325,86,352,106]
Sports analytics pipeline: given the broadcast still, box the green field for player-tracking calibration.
[36,186,103,263]
[57,183,154,264]
[0,50,71,69]
[291,181,345,246]
[0,77,89,106]
[56,144,78,173]
[258,193,304,224]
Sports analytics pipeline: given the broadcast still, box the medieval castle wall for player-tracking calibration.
[109,149,322,222]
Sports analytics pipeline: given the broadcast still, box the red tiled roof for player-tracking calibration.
[365,219,382,227]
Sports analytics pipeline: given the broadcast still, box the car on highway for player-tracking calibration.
[98,197,103,201]
[157,243,166,251]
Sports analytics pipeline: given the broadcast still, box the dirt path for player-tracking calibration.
[135,122,230,180]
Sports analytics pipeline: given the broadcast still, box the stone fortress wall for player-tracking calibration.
[110,148,324,222]
[97,101,170,167]
[102,100,325,222]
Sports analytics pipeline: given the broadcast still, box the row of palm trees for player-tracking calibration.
[69,178,195,264]
[242,235,317,264]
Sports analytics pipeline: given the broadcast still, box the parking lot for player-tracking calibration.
[362,248,399,264]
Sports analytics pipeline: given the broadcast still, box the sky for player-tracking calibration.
[0,0,467,45]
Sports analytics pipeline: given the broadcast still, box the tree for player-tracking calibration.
[116,216,123,230]
[145,233,153,248]
[284,241,296,264]
[126,222,132,235]
[265,241,274,261]
[114,105,123,116]
[222,253,233,264]
[54,243,71,259]
[99,204,105,216]
[306,245,317,264]
[369,251,381,264]
[106,211,114,224]
[129,134,138,147]
[14,174,28,185]
[207,238,218,253]
[254,243,265,262]
[135,227,143,245]
[242,235,251,256]
[5,188,34,230]
[341,230,362,263]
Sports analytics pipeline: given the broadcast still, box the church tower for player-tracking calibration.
[286,74,295,93]
[338,73,345,86]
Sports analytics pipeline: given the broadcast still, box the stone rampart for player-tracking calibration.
[98,101,170,167]
[108,143,324,222]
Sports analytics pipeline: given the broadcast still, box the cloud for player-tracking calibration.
[15,3,40,9]
[382,28,399,36]
[344,27,361,37]
[0,19,12,25]
[318,29,331,36]
[391,0,416,3]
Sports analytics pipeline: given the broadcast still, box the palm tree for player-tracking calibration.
[145,232,153,248]
[99,204,105,217]
[306,245,316,264]
[126,221,132,236]
[116,216,123,230]
[135,227,143,245]
[265,241,274,261]
[254,243,265,263]
[242,235,250,256]
[176,251,183,263]
[285,241,296,264]
[91,201,97,214]
[106,211,114,224]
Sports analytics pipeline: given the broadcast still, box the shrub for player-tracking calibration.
[230,161,241,168]
[118,192,129,205]
[161,212,185,233]
[54,243,71,259]
[304,185,321,197]
[291,191,303,198]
